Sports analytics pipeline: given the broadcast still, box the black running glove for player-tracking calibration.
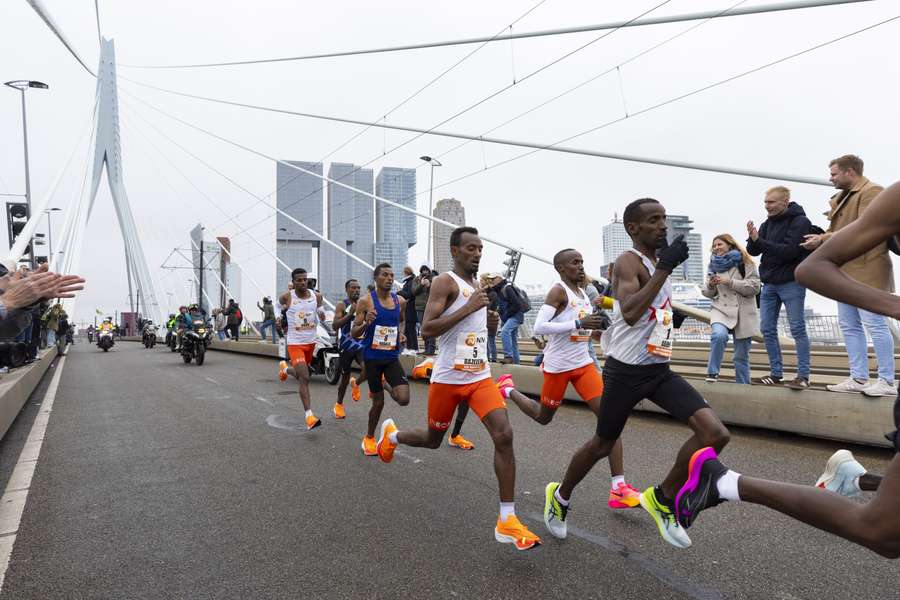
[656,234,689,273]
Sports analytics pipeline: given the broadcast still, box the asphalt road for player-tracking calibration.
[0,341,897,599]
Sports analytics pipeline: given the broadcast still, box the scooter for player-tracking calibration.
[278,322,341,384]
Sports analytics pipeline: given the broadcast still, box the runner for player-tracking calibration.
[278,268,327,430]
[374,227,541,550]
[498,248,640,509]
[332,279,368,419]
[543,198,730,548]
[351,263,411,456]
[674,181,900,559]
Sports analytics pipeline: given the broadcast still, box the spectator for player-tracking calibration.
[257,297,277,343]
[224,299,242,340]
[702,234,761,384]
[43,303,62,347]
[412,265,436,355]
[57,310,70,350]
[480,273,501,362]
[802,155,895,397]
[492,275,529,365]
[213,308,227,341]
[746,185,812,390]
[398,266,418,351]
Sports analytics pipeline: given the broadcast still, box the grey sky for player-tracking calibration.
[2,0,898,324]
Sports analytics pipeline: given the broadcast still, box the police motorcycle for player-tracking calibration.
[142,320,157,348]
[97,325,115,352]
[181,318,212,366]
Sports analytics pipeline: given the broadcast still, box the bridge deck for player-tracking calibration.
[0,342,896,599]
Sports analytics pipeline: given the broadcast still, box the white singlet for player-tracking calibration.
[431,271,492,385]
[285,291,319,345]
[602,248,674,366]
[542,283,594,374]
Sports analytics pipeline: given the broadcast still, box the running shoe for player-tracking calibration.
[704,373,718,383]
[494,514,541,550]
[639,486,691,548]
[333,403,346,419]
[861,378,898,398]
[376,418,398,463]
[815,449,866,497]
[826,377,868,393]
[496,374,515,398]
[305,414,322,431]
[608,482,641,509]
[448,434,475,450]
[674,447,726,529]
[361,435,377,456]
[278,360,289,382]
[350,377,361,402]
[543,482,568,539]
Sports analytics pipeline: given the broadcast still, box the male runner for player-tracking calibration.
[351,263,411,456]
[498,248,640,509]
[674,181,900,559]
[543,199,730,547]
[278,268,327,430]
[332,279,368,418]
[374,227,541,550]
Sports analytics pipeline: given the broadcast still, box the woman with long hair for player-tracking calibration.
[702,234,761,384]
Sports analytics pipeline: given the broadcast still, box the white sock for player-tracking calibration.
[554,488,569,506]
[304,409,313,418]
[611,475,625,490]
[499,502,516,520]
[388,430,398,444]
[501,387,513,399]
[717,469,741,502]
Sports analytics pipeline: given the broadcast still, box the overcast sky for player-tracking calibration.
[2,0,899,324]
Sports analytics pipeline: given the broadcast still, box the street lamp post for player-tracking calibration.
[4,80,49,269]
[44,207,61,263]
[419,156,442,268]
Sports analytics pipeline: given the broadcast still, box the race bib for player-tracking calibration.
[647,309,674,358]
[371,325,398,351]
[570,308,592,342]
[453,331,487,372]
[294,311,316,331]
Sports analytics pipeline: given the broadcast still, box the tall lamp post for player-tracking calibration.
[44,207,61,263]
[419,156,442,268]
[4,80,49,269]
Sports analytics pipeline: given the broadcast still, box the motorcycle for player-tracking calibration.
[142,323,157,348]
[97,329,114,352]
[278,322,341,384]
[181,321,212,365]
[166,328,178,352]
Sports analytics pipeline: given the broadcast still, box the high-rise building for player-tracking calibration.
[666,215,705,286]
[275,161,324,296]
[374,167,417,272]
[189,224,230,314]
[432,198,465,274]
[320,163,375,304]
[601,214,631,266]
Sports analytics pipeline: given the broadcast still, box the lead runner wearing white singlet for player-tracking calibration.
[541,282,594,373]
[286,291,320,345]
[431,271,492,385]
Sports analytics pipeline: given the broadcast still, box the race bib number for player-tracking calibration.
[371,325,398,351]
[570,308,592,343]
[453,332,487,372]
[294,311,316,331]
[647,309,674,358]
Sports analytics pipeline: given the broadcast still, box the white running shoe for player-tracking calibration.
[861,378,898,398]
[826,377,869,394]
[815,450,866,497]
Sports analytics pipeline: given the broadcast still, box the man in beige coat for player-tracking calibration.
[802,155,896,398]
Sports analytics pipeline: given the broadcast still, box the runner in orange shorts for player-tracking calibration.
[374,227,541,550]
[498,248,641,510]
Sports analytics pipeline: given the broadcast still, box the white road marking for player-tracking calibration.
[0,356,66,593]
[204,377,221,385]
[254,396,274,406]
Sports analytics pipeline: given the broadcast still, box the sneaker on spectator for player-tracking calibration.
[826,377,868,394]
[755,375,782,386]
[786,377,809,390]
[861,378,898,398]
[704,373,718,383]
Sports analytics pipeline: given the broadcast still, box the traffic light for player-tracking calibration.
[6,202,30,256]
[502,248,522,283]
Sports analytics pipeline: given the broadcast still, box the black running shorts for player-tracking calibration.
[595,357,709,441]
[365,359,408,394]
[888,396,900,453]
[339,348,363,375]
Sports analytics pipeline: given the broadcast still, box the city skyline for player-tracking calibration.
[432,198,466,274]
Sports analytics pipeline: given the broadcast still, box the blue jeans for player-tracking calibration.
[707,322,752,384]
[838,302,895,383]
[487,333,497,362]
[47,329,56,346]
[217,330,227,341]
[759,281,810,379]
[500,315,522,364]
[259,319,276,343]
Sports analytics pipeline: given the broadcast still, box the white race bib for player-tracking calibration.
[371,325,398,351]
[294,311,316,331]
[570,308,592,343]
[453,331,487,372]
[647,309,674,358]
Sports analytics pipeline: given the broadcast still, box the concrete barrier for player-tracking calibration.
[0,347,58,440]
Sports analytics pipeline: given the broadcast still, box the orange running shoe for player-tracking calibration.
[306,414,322,431]
[448,434,475,450]
[496,374,515,398]
[494,514,541,550]
[333,403,346,419]
[376,418,398,463]
[608,482,641,509]
[361,435,377,456]
[350,377,361,402]
[278,360,289,383]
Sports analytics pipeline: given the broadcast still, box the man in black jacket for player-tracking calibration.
[746,186,812,389]
[398,266,418,351]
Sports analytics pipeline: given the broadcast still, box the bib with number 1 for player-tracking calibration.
[453,332,487,371]
[294,311,316,330]
[371,325,398,351]
[647,309,674,358]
